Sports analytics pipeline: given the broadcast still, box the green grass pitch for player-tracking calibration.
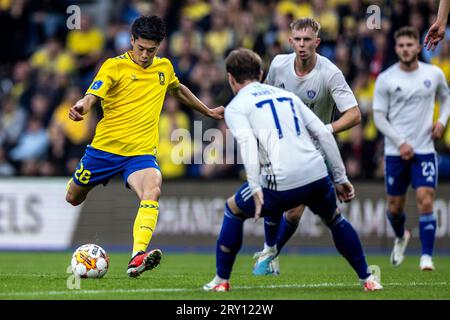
[0,252,449,300]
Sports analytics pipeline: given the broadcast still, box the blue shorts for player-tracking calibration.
[72,145,160,188]
[385,153,437,196]
[234,176,337,221]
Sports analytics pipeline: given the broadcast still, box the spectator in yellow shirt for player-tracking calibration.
[276,0,313,19]
[66,14,104,81]
[49,86,96,173]
[181,0,211,24]
[30,37,76,76]
[204,10,235,59]
[169,15,203,57]
[312,0,339,41]
[50,86,95,147]
[158,96,190,179]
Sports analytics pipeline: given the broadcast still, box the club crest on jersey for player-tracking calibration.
[131,74,137,81]
[90,80,103,90]
[424,80,431,88]
[158,72,165,85]
[307,90,316,99]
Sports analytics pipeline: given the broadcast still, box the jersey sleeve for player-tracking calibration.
[86,58,118,99]
[372,75,406,147]
[372,75,390,113]
[297,97,348,184]
[328,71,358,112]
[225,99,261,194]
[167,60,181,91]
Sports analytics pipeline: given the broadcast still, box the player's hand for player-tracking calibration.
[335,182,355,203]
[399,142,414,161]
[424,21,446,51]
[432,121,445,139]
[208,106,225,120]
[69,99,86,121]
[253,190,264,222]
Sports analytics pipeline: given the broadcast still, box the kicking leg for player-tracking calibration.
[65,178,94,206]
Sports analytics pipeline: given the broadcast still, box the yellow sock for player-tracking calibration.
[133,200,159,255]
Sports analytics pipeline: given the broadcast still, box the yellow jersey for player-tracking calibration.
[86,52,180,156]
[67,28,104,55]
[53,101,92,145]
[30,49,76,75]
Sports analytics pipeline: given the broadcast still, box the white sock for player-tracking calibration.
[214,275,228,283]
[264,243,277,254]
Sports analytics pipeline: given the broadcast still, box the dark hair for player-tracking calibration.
[131,16,166,43]
[225,48,262,84]
[394,26,420,41]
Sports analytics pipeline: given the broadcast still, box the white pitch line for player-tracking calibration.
[0,282,448,297]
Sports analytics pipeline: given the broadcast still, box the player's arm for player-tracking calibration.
[328,106,361,133]
[436,0,450,24]
[169,84,224,120]
[225,104,263,218]
[373,110,414,160]
[372,77,413,160]
[424,0,450,51]
[300,102,354,202]
[70,58,117,121]
[305,115,348,185]
[69,94,98,121]
[433,69,450,139]
[328,71,361,133]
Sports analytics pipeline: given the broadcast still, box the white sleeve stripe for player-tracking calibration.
[241,187,252,199]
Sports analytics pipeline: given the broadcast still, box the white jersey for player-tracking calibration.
[225,82,348,193]
[265,53,357,123]
[373,62,450,156]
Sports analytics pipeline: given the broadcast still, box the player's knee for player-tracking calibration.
[387,200,403,215]
[142,186,161,201]
[321,210,343,228]
[285,207,303,224]
[226,197,247,220]
[417,195,434,213]
[219,245,231,253]
[65,192,83,206]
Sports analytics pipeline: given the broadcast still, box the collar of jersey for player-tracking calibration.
[291,53,318,81]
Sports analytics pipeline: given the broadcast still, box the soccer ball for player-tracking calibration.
[71,244,109,278]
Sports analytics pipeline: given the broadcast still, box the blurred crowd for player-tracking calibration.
[0,0,449,180]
